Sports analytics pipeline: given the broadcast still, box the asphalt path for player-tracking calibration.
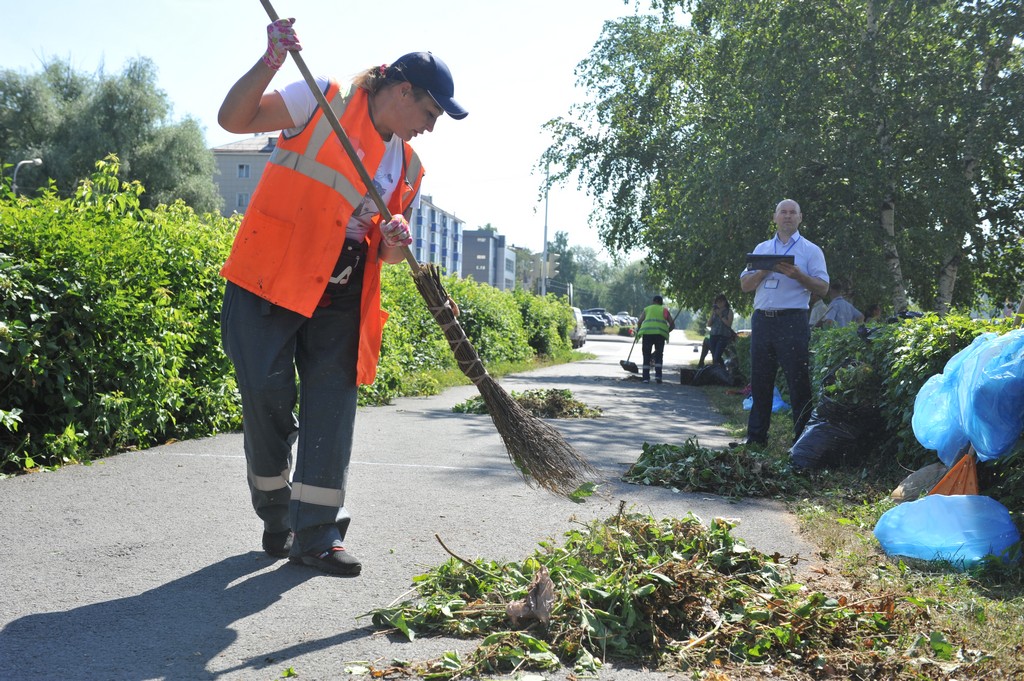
[0,331,817,680]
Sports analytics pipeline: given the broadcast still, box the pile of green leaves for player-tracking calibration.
[364,511,951,679]
[452,388,601,419]
[622,437,810,498]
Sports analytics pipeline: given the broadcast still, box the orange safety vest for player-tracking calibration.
[220,81,425,385]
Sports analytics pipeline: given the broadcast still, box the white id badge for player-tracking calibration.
[764,278,780,289]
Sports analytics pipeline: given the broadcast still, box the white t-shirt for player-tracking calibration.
[277,77,420,241]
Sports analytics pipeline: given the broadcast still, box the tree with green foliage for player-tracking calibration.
[0,57,223,213]
[542,0,1024,314]
[605,259,658,317]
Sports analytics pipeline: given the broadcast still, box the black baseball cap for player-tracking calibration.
[389,52,468,120]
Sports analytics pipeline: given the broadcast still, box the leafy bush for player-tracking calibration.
[511,288,573,357]
[1,158,575,470]
[446,276,533,366]
[0,157,240,469]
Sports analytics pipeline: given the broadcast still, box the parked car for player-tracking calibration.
[581,313,607,334]
[616,311,637,326]
[583,308,616,327]
[612,314,634,326]
[569,307,587,348]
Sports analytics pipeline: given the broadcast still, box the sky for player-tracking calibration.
[10,0,654,260]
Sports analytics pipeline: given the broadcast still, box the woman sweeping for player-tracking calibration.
[217,18,467,576]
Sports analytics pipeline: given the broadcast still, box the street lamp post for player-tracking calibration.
[541,164,549,296]
[12,158,42,196]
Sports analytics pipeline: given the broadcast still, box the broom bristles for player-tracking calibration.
[410,264,596,496]
[477,375,597,495]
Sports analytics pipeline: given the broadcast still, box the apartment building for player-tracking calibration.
[211,134,275,215]
[461,229,517,291]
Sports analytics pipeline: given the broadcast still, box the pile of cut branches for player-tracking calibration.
[623,437,812,498]
[452,388,601,419]
[360,510,963,679]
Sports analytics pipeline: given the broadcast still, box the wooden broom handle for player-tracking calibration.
[259,0,420,272]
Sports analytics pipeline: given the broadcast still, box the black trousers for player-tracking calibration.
[641,334,666,381]
[746,310,812,443]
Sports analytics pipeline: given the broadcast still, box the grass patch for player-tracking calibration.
[399,349,597,400]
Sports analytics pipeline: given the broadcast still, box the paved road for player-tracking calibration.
[0,331,816,680]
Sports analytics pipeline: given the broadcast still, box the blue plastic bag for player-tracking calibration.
[742,386,790,412]
[911,373,968,466]
[874,494,1020,569]
[912,330,1024,463]
[959,329,1024,460]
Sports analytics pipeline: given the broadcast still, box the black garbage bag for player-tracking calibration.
[815,395,881,433]
[691,363,734,387]
[679,367,700,385]
[789,411,859,470]
[723,356,745,386]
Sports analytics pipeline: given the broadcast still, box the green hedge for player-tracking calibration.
[0,158,573,471]
[1,158,240,468]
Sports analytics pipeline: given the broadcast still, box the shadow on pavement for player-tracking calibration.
[1,553,372,680]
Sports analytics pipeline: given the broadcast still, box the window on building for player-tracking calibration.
[237,164,250,179]
[236,193,250,209]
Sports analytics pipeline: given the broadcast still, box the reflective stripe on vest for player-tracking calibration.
[266,86,423,209]
[268,146,365,206]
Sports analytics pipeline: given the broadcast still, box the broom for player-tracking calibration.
[620,333,639,374]
[258,0,596,496]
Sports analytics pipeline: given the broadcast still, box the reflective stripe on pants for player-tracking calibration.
[221,280,360,540]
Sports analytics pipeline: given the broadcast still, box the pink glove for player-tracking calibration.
[262,19,301,71]
[381,215,412,248]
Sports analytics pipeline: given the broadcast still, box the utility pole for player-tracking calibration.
[541,164,549,296]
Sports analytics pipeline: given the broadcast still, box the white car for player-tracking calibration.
[570,307,588,348]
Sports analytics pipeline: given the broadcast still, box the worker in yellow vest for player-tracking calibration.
[636,295,675,384]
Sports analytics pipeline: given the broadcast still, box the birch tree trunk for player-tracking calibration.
[868,0,909,313]
[879,196,909,314]
[934,31,1011,314]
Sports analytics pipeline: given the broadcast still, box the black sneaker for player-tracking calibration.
[262,530,293,558]
[289,546,362,576]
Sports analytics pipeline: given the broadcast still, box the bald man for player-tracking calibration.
[739,199,829,446]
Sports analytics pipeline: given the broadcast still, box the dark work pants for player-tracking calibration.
[220,280,361,545]
[641,334,666,381]
[746,310,812,444]
[709,334,730,365]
